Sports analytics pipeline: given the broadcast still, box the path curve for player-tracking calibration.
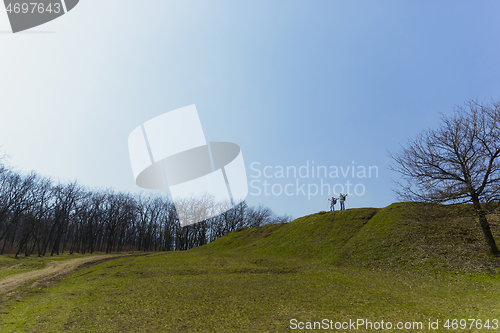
[0,253,144,294]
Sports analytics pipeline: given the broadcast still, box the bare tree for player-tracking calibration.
[48,181,83,255]
[245,204,273,228]
[0,170,37,254]
[16,174,53,256]
[390,100,500,255]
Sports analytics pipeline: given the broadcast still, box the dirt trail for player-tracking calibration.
[0,253,144,295]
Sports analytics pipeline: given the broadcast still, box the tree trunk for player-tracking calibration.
[472,200,500,255]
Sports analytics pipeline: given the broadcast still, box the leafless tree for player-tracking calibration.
[16,174,53,256]
[0,170,37,254]
[390,100,500,255]
[48,181,83,255]
[245,204,273,228]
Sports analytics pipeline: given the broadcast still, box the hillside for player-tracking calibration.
[202,202,500,274]
[3,203,500,332]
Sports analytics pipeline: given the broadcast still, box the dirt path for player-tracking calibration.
[0,253,145,295]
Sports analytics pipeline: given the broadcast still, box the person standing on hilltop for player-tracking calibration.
[339,193,347,210]
[328,196,337,211]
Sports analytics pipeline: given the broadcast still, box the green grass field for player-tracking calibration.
[1,203,500,332]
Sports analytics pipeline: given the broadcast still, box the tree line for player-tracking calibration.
[0,160,291,256]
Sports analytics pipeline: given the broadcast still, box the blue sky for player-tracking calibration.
[1,0,500,218]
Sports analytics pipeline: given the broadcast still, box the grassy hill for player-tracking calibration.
[202,202,500,274]
[2,203,500,332]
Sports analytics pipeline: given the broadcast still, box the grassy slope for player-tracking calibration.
[202,202,500,273]
[2,203,500,332]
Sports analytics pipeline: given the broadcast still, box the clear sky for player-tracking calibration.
[1,0,499,219]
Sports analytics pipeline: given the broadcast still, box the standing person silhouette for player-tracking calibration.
[339,193,347,210]
[328,196,337,211]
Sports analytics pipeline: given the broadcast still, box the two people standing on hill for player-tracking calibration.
[329,193,347,211]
